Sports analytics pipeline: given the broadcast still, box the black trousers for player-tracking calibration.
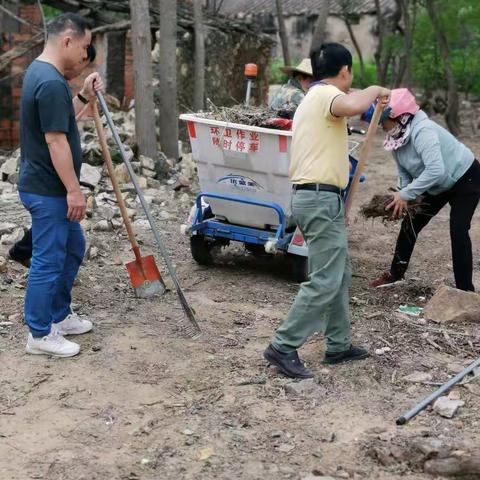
[8,227,32,262]
[390,159,480,291]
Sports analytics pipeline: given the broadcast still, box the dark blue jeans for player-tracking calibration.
[19,192,85,337]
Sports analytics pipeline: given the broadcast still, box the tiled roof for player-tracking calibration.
[219,0,397,16]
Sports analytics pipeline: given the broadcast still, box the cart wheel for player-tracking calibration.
[290,255,308,283]
[190,235,213,265]
[245,243,266,256]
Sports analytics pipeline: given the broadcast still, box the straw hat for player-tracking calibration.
[281,58,313,77]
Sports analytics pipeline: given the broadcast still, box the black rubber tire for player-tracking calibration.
[290,255,308,283]
[190,235,213,265]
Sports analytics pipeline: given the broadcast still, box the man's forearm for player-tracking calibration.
[48,140,81,192]
[332,86,387,117]
[349,86,384,112]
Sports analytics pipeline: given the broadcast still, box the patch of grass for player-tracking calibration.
[352,57,378,88]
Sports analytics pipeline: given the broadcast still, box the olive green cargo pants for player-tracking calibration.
[272,190,352,353]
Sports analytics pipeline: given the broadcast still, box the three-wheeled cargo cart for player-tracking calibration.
[179,113,364,282]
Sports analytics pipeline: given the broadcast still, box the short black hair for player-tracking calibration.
[47,13,91,39]
[87,43,96,62]
[310,43,352,81]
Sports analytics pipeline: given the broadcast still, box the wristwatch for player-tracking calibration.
[77,92,89,104]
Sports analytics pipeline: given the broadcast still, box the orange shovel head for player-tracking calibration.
[125,254,164,294]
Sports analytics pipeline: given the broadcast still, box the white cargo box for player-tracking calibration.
[180,114,292,229]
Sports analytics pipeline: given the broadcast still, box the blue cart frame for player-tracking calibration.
[189,157,365,255]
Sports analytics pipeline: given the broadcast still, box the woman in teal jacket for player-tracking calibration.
[364,89,480,291]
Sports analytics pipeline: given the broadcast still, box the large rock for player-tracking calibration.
[433,396,465,418]
[0,256,7,273]
[80,164,102,187]
[1,228,24,245]
[0,155,19,180]
[114,163,131,184]
[284,378,325,396]
[424,285,480,324]
[133,219,150,230]
[0,181,14,194]
[140,155,156,171]
[142,168,157,179]
[96,205,118,221]
[0,222,16,236]
[93,220,113,232]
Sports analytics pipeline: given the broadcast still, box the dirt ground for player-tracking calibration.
[1,127,480,480]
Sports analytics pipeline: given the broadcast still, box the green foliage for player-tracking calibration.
[351,57,377,88]
[268,58,288,85]
[41,5,61,21]
[411,0,480,97]
[270,56,377,88]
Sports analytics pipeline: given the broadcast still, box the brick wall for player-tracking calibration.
[0,7,273,150]
[0,2,43,148]
[0,22,132,149]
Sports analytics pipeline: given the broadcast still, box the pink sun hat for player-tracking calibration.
[388,88,420,118]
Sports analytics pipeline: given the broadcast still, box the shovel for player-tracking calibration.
[92,101,165,299]
[96,91,201,338]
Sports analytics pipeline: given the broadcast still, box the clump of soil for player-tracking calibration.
[361,194,424,221]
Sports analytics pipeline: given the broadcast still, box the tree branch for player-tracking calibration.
[0,3,43,32]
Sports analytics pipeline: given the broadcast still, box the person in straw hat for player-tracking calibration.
[270,58,313,113]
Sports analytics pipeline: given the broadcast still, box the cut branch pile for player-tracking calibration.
[195,105,279,126]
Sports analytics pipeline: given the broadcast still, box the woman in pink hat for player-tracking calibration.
[363,88,480,291]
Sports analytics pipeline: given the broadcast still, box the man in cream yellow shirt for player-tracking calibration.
[264,43,390,378]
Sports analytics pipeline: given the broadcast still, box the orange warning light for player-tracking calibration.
[244,63,258,78]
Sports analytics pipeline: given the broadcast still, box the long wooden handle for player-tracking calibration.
[345,103,384,215]
[92,101,140,256]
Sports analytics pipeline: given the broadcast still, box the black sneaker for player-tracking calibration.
[264,344,314,379]
[323,345,369,365]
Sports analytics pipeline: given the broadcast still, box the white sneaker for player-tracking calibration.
[52,311,93,336]
[26,331,80,357]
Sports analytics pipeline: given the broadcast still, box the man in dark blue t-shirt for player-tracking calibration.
[9,42,97,268]
[19,13,103,357]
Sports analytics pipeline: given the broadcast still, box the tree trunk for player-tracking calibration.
[193,0,205,111]
[106,31,126,104]
[275,0,290,65]
[344,17,365,85]
[425,0,461,135]
[374,0,390,85]
[311,0,330,51]
[129,0,157,159]
[396,0,413,87]
[394,55,407,87]
[158,0,179,160]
